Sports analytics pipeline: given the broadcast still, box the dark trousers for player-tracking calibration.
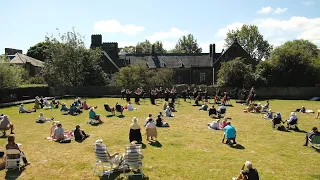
[305,133,312,145]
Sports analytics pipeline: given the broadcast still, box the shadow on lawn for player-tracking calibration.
[230,144,245,150]
[149,141,162,148]
[4,168,25,180]
[117,115,125,118]
[100,171,149,180]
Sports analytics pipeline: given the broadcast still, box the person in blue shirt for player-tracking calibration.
[89,107,104,124]
[222,122,237,145]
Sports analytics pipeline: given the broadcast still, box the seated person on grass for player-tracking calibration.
[165,106,174,117]
[169,101,177,112]
[156,114,169,127]
[286,112,298,128]
[74,125,90,141]
[209,105,218,119]
[36,112,54,123]
[89,107,104,124]
[53,123,65,141]
[233,161,259,180]
[199,102,208,111]
[208,119,220,130]
[42,98,52,109]
[69,103,83,115]
[254,103,262,113]
[219,118,228,129]
[51,98,60,108]
[19,104,36,113]
[34,96,41,109]
[144,114,153,127]
[217,104,227,117]
[0,115,15,135]
[6,135,30,166]
[262,101,270,112]
[82,101,97,110]
[246,103,255,112]
[222,122,237,145]
[115,102,124,115]
[163,101,168,111]
[127,101,136,111]
[303,127,320,146]
[50,121,59,137]
[104,103,115,116]
[263,109,273,119]
[60,103,69,113]
[94,139,120,166]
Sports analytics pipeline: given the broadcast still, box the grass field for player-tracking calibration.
[0,98,320,180]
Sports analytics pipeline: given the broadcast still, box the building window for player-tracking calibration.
[200,72,206,84]
[177,76,182,84]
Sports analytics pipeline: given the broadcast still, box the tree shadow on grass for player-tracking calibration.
[5,168,25,180]
[149,141,162,148]
[100,171,149,180]
[230,144,245,150]
[291,129,307,133]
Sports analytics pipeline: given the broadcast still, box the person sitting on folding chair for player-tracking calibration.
[286,112,298,129]
[124,141,144,170]
[272,112,283,129]
[94,139,121,167]
[6,135,30,166]
[115,102,124,115]
[0,115,15,136]
[104,104,115,116]
[303,127,320,146]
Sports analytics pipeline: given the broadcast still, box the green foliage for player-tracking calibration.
[0,56,28,88]
[172,34,202,53]
[43,28,108,86]
[225,24,273,61]
[115,65,174,89]
[26,42,52,61]
[26,75,47,84]
[258,39,319,87]
[217,57,256,87]
[119,46,136,53]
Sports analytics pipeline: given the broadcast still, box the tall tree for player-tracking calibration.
[43,28,108,86]
[257,39,319,87]
[119,46,136,54]
[0,55,28,88]
[172,34,202,53]
[136,40,152,53]
[225,24,273,61]
[26,42,52,61]
[153,41,167,54]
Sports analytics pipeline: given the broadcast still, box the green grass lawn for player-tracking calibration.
[0,98,320,180]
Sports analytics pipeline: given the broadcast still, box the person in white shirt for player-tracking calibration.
[36,112,54,123]
[165,107,174,117]
[53,123,64,141]
[127,101,136,111]
[208,119,221,130]
[0,115,15,135]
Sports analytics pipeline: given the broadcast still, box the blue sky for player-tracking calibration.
[1,0,319,54]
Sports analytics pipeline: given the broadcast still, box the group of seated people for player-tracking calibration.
[104,102,124,116]
[50,122,89,142]
[270,112,299,130]
[245,101,269,113]
[34,96,60,109]
[208,118,228,130]
[208,104,227,119]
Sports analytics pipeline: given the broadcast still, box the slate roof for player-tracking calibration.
[213,41,248,66]
[10,53,44,67]
[124,54,216,68]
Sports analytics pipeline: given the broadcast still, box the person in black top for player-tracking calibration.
[74,125,90,141]
[234,161,259,180]
[208,105,218,118]
[125,89,132,102]
[121,88,126,100]
[182,89,187,102]
[303,127,320,146]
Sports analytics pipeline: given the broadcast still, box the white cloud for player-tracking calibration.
[215,16,320,49]
[146,28,189,41]
[302,1,315,5]
[257,6,273,14]
[274,7,288,14]
[93,20,145,35]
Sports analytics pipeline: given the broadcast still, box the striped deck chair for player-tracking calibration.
[93,143,115,178]
[308,135,320,150]
[123,144,144,178]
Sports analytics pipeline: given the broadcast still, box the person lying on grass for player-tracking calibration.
[74,125,90,141]
[19,104,36,113]
[36,112,54,123]
[6,135,30,166]
[233,161,259,180]
[208,119,220,130]
[0,115,15,135]
[294,106,314,113]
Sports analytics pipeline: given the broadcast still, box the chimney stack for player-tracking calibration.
[212,44,216,55]
[151,44,155,54]
[209,44,213,58]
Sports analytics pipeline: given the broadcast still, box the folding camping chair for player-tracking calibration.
[6,149,23,171]
[122,144,144,178]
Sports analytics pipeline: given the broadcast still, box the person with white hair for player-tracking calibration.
[89,107,104,124]
[94,139,120,166]
[36,112,54,123]
[129,117,142,143]
[286,112,298,129]
[0,115,15,135]
[233,161,259,180]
